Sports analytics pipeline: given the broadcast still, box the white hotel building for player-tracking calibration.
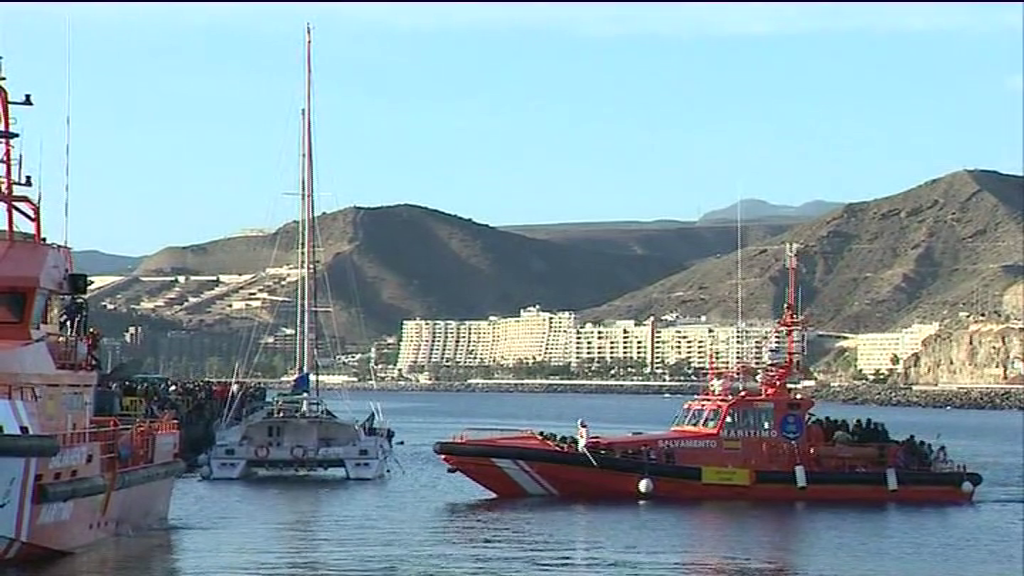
[395,306,783,374]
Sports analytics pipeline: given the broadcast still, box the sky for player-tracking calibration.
[0,2,1021,256]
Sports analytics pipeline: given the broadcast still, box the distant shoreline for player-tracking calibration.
[261,379,1024,410]
[268,379,705,396]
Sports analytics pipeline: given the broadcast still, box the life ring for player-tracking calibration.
[254,445,270,459]
[290,446,307,460]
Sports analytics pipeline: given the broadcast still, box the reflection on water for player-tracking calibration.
[441,498,807,575]
[4,530,178,576]
[0,392,1019,576]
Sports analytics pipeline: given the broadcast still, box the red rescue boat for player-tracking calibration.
[435,243,983,504]
[0,57,184,563]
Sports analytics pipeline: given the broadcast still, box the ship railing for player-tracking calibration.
[49,417,180,472]
[52,418,180,445]
[119,396,146,419]
[0,383,38,402]
[47,335,95,371]
[453,427,536,441]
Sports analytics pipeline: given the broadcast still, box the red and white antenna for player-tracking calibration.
[0,57,41,243]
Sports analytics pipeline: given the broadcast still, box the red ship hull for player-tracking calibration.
[436,438,981,505]
[0,476,176,562]
[0,54,186,565]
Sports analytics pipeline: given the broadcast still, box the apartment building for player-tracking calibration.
[395,318,494,370]
[656,322,779,370]
[574,318,656,369]
[396,307,789,373]
[395,306,576,372]
[490,306,576,366]
[853,322,940,374]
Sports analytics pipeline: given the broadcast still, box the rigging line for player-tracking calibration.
[234,215,284,378]
[306,99,348,368]
[62,16,71,247]
[309,122,369,402]
[36,140,41,207]
[297,106,308,376]
[239,92,304,385]
[303,24,315,383]
[304,37,370,391]
[235,32,310,387]
[305,33,360,412]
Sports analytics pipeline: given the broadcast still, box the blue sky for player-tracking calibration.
[0,2,1021,256]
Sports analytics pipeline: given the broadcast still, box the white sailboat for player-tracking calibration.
[198,24,395,481]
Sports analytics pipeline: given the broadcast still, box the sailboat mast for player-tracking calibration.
[295,107,307,374]
[735,194,743,371]
[304,22,319,394]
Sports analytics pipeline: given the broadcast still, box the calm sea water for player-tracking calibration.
[9,392,1024,576]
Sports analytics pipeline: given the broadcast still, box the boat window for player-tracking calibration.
[0,291,27,324]
[702,407,723,429]
[30,290,48,327]
[722,405,777,436]
[670,407,687,427]
[721,408,743,433]
[682,406,706,427]
[753,405,776,432]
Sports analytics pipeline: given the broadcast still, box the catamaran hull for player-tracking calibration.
[435,442,983,505]
[0,472,179,563]
[201,456,391,481]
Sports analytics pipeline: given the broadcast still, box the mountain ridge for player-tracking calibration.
[85,169,1022,344]
[585,169,1023,333]
[100,204,692,340]
[698,199,845,223]
[71,196,843,274]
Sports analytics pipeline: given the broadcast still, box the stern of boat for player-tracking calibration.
[199,444,253,480]
[342,435,393,480]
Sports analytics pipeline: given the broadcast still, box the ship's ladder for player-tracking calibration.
[99,429,121,516]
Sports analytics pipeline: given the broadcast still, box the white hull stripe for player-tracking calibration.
[512,459,560,496]
[0,402,19,436]
[3,400,29,560]
[490,458,550,496]
[14,401,35,545]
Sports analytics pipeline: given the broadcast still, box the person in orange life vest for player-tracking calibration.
[85,327,102,370]
[806,419,826,445]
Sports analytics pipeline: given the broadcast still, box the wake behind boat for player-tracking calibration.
[434,243,984,504]
[197,24,395,481]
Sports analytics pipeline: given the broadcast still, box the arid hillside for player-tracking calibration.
[586,170,1024,332]
[118,205,684,338]
[502,221,791,267]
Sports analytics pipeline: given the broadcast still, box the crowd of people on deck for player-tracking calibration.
[807,415,951,471]
[808,416,892,445]
[94,378,270,466]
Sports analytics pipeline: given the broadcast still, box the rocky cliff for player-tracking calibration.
[902,322,1024,385]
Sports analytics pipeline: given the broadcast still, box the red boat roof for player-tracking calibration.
[0,240,70,290]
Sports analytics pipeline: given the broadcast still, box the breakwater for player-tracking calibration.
[808,384,1023,411]
[265,379,706,396]
[261,378,1024,410]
